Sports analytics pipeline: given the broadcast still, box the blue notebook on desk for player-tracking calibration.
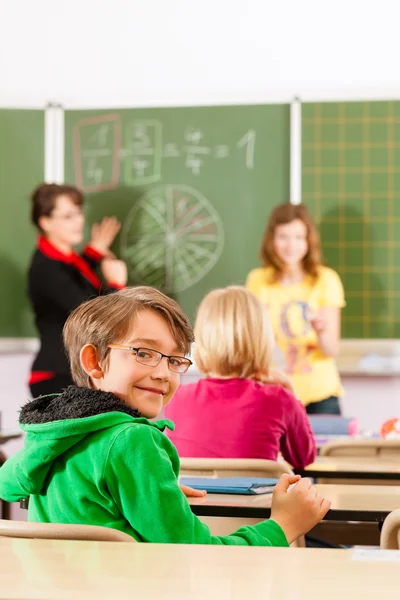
[180,477,278,495]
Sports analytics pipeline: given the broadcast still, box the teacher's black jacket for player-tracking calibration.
[28,236,122,384]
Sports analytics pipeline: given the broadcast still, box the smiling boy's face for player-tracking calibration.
[97,309,183,419]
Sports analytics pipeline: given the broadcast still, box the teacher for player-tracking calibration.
[28,182,128,397]
[246,203,345,415]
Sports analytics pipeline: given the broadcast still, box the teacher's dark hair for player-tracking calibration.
[31,183,84,231]
[260,202,323,281]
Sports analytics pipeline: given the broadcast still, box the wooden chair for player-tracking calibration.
[0,519,135,542]
[320,439,400,458]
[179,457,293,478]
[381,509,400,549]
[319,439,400,485]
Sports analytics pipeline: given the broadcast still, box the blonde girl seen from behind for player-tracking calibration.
[193,286,294,394]
[166,286,316,470]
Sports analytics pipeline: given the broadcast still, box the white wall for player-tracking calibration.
[1,0,400,109]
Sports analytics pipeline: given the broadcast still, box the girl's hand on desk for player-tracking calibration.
[179,483,207,498]
[270,474,331,545]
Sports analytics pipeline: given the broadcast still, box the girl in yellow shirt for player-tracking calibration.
[246,203,345,415]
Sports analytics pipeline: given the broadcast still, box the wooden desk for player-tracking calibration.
[0,537,398,599]
[297,457,400,481]
[189,484,400,523]
[313,434,380,450]
[314,434,353,449]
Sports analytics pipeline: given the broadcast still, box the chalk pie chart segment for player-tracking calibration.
[120,185,224,293]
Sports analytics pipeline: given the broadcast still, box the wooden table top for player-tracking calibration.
[189,483,400,522]
[0,537,399,599]
[297,456,400,480]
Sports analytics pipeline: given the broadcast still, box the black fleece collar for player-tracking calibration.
[20,386,142,425]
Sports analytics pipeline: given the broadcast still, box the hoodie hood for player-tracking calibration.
[0,386,174,501]
[20,385,142,425]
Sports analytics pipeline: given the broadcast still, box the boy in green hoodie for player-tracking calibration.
[0,286,330,545]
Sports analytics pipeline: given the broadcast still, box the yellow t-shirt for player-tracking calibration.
[245,266,345,406]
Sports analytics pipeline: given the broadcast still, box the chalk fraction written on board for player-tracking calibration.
[73,114,256,192]
[65,103,290,325]
[73,114,121,192]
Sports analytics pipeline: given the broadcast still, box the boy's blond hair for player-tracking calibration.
[194,286,274,379]
[63,286,194,387]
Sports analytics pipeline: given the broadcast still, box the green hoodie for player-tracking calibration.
[0,386,288,546]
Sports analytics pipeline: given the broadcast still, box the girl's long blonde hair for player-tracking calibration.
[194,286,274,380]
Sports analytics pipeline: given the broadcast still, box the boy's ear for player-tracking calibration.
[80,344,104,380]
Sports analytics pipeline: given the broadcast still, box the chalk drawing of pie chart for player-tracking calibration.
[120,184,224,293]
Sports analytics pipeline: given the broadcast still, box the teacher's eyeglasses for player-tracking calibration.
[108,345,192,374]
[50,209,84,221]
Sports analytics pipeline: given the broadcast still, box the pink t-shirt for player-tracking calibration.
[165,378,316,470]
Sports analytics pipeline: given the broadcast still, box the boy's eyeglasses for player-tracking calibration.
[108,345,192,374]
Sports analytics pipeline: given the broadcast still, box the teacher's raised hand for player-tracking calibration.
[90,217,121,256]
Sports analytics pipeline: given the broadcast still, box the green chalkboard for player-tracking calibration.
[64,104,290,323]
[0,109,45,337]
[302,101,400,339]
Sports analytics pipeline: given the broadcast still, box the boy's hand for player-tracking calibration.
[270,474,331,544]
[179,483,207,498]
